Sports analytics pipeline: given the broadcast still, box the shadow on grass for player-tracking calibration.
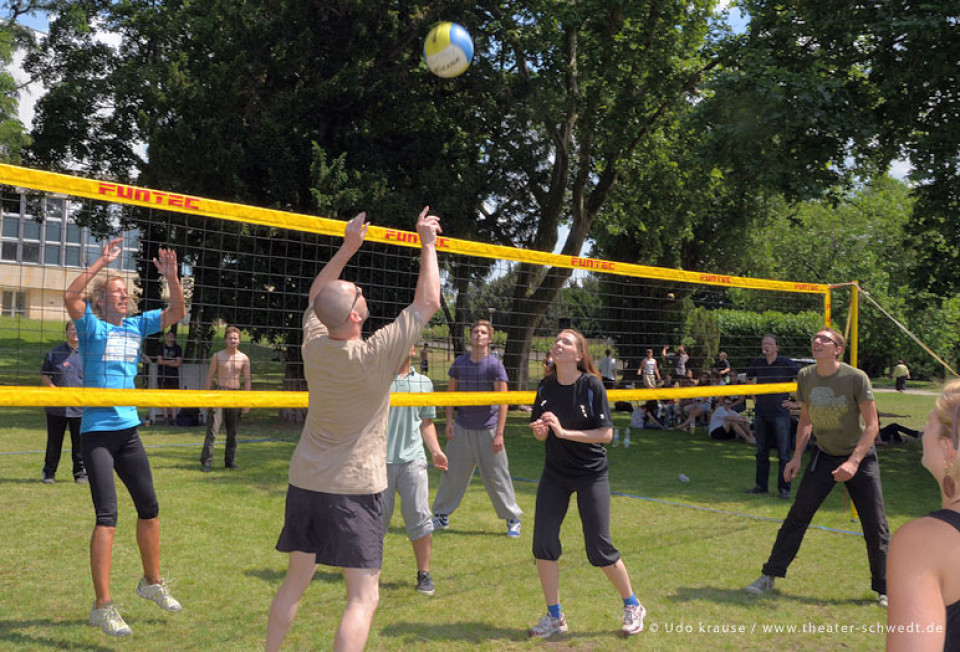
[379,620,529,645]
[0,620,113,651]
[669,585,868,608]
[245,568,343,585]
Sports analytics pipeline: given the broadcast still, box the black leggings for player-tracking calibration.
[81,427,158,527]
[533,466,620,567]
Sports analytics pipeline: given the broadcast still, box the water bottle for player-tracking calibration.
[623,428,631,448]
[613,428,620,446]
[679,473,690,483]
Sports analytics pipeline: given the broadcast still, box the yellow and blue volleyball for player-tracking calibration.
[423,22,474,78]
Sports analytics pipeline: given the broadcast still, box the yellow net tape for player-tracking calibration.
[0,384,798,408]
[0,163,828,293]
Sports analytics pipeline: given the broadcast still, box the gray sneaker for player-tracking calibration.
[744,574,774,595]
[137,577,182,612]
[88,601,132,637]
[878,594,888,608]
[416,571,435,596]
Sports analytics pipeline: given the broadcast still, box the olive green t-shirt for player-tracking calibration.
[797,363,874,456]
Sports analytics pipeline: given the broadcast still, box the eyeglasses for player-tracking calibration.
[811,334,837,345]
[343,285,362,323]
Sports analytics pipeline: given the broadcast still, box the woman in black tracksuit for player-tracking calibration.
[526,329,646,639]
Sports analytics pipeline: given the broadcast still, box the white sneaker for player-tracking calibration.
[622,603,646,636]
[88,602,132,637]
[529,612,568,638]
[137,577,182,612]
[878,594,888,609]
[506,518,521,538]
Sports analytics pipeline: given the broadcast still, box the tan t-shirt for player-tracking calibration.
[288,304,423,494]
[797,363,874,456]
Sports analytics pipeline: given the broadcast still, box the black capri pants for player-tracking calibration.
[533,466,620,567]
[81,427,159,527]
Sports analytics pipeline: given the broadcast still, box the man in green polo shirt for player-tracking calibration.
[383,344,448,596]
[745,327,889,607]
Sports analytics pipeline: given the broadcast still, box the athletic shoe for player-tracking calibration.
[432,513,449,530]
[136,577,182,612]
[878,594,888,609]
[416,571,435,596]
[528,612,568,638]
[622,603,646,636]
[200,463,212,473]
[744,574,774,596]
[779,490,791,500]
[75,474,88,485]
[41,471,54,484]
[88,602,132,637]
[744,486,766,495]
[506,518,522,538]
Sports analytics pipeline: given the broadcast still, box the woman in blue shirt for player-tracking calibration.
[64,236,185,637]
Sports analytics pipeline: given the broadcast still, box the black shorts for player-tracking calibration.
[710,426,735,440]
[158,376,180,390]
[276,485,384,569]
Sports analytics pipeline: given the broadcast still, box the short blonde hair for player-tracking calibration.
[89,275,131,319]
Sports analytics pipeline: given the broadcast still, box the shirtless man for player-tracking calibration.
[200,326,252,471]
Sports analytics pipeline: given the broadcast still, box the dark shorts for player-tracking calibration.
[276,484,384,569]
[158,376,180,390]
[711,426,735,440]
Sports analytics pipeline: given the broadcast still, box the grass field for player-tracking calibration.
[0,389,943,651]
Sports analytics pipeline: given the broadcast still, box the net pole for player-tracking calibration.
[824,287,832,327]
[850,282,859,368]
[849,281,860,522]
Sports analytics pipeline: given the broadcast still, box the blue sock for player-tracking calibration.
[623,594,640,607]
[548,603,562,619]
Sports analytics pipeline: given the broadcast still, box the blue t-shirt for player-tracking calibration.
[449,353,509,430]
[75,303,163,433]
[41,342,84,418]
[746,355,800,416]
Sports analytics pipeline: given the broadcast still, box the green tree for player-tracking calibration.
[710,1,960,295]
[741,177,928,376]
[0,8,34,163]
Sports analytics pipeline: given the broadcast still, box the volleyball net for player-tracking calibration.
[0,163,833,410]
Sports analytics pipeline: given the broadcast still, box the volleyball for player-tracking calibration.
[424,22,474,78]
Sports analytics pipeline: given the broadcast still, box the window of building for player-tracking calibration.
[0,192,139,269]
[2,290,26,317]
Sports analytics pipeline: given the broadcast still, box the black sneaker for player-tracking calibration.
[41,470,55,484]
[744,486,767,495]
[201,463,212,473]
[416,571,435,596]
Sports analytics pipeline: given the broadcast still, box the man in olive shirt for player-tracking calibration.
[266,208,442,652]
[745,328,889,606]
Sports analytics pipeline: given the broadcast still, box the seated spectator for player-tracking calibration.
[708,398,756,443]
[631,400,664,430]
[727,374,748,413]
[875,413,921,445]
[676,377,712,432]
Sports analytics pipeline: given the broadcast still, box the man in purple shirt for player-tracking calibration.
[432,319,523,536]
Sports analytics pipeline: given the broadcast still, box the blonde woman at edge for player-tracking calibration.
[887,380,960,651]
[64,237,185,636]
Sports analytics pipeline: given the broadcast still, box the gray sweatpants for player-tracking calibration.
[431,424,522,520]
[383,458,434,541]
